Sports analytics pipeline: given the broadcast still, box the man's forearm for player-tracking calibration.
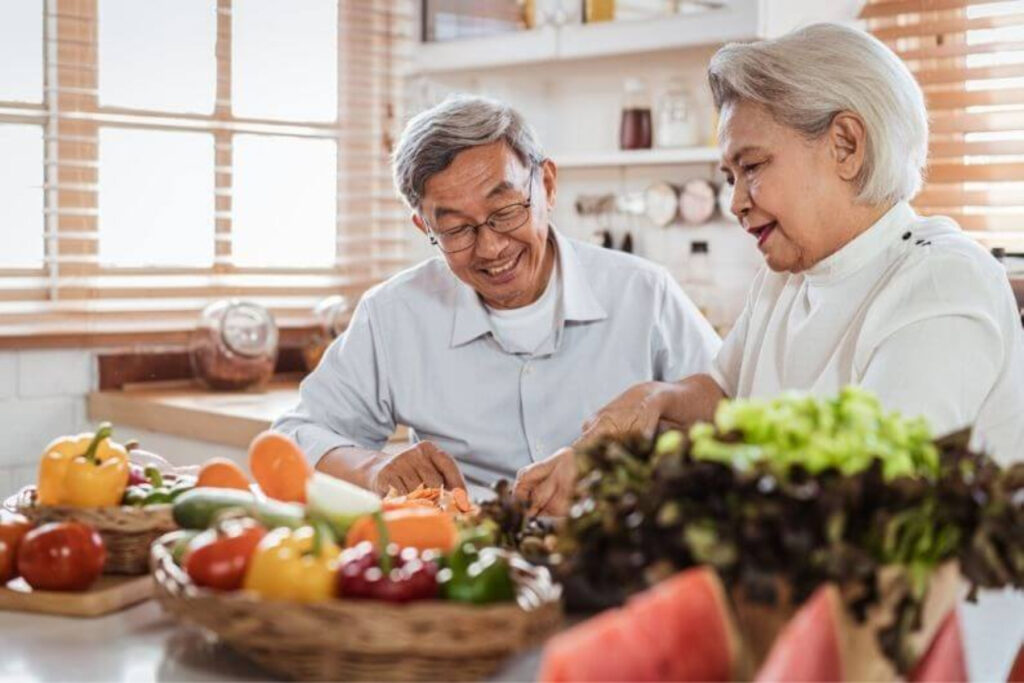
[654,373,726,429]
[315,446,385,491]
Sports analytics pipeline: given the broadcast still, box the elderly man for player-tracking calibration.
[274,95,720,497]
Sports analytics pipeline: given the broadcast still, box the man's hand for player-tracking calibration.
[577,381,671,448]
[513,447,576,517]
[366,442,466,496]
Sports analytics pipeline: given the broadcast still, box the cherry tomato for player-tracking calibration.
[18,522,105,591]
[185,518,266,591]
[0,514,32,582]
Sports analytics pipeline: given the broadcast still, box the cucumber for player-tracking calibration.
[305,471,381,539]
[172,487,305,530]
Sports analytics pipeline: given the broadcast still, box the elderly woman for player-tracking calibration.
[518,23,1024,513]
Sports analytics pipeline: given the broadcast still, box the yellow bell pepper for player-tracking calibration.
[242,525,340,603]
[37,422,130,507]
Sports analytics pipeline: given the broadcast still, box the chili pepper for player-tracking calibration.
[242,523,339,603]
[440,541,516,605]
[37,423,129,507]
[123,485,151,506]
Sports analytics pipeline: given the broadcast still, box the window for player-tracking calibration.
[232,135,337,267]
[0,125,45,268]
[0,0,413,342]
[98,128,215,267]
[863,0,1024,251]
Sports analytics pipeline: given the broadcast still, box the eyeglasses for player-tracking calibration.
[426,166,536,254]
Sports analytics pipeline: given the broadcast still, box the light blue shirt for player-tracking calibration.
[273,228,721,485]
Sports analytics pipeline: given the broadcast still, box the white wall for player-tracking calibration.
[0,350,94,500]
[0,349,246,502]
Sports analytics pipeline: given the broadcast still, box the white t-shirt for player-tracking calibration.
[712,201,1024,465]
[485,257,562,354]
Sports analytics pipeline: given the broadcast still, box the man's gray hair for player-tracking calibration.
[708,23,928,205]
[392,94,546,210]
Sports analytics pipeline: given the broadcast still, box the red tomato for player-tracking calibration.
[0,514,32,582]
[185,518,266,591]
[17,522,105,591]
[0,539,14,585]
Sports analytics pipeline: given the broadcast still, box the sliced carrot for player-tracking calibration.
[196,457,251,490]
[382,498,434,512]
[248,430,312,503]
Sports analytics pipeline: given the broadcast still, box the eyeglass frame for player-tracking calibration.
[422,164,538,254]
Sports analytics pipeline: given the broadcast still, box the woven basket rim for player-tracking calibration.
[151,529,562,615]
[7,486,176,533]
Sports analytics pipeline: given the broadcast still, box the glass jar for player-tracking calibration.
[190,300,278,391]
[620,78,652,150]
[656,79,700,148]
[302,294,350,371]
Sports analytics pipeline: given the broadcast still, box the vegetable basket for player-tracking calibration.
[150,530,563,681]
[6,485,176,575]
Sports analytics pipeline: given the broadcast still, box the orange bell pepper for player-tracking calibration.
[37,423,130,507]
[345,507,458,553]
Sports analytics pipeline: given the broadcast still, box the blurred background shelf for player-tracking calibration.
[554,146,720,169]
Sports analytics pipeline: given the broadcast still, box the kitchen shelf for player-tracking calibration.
[554,146,720,169]
[411,0,759,75]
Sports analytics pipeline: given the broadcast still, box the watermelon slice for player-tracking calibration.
[538,567,739,682]
[1009,642,1024,683]
[909,609,967,683]
[754,584,843,682]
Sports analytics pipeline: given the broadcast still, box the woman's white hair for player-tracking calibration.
[708,23,928,205]
[392,94,545,210]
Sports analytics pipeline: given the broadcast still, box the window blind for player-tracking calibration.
[862,0,1024,251]
[0,0,415,339]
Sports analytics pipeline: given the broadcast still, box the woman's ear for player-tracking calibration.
[829,111,867,183]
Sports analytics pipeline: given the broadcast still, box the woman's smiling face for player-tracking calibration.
[719,100,855,273]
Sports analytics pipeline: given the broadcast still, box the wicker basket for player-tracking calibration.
[6,486,177,575]
[151,531,563,681]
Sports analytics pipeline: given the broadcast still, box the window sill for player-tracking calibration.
[0,318,320,350]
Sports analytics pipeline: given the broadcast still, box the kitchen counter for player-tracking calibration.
[1,590,1021,681]
[88,380,409,449]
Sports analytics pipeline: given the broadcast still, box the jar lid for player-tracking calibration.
[219,301,278,358]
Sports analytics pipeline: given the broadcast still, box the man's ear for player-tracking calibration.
[541,158,557,209]
[829,111,867,183]
[411,211,428,236]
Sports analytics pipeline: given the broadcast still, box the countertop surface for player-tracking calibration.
[1,589,1021,681]
[87,381,303,449]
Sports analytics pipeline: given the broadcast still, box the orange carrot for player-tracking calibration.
[196,457,251,490]
[248,431,312,503]
[345,507,458,552]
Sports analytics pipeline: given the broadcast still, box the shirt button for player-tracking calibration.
[535,441,544,452]
[523,364,533,376]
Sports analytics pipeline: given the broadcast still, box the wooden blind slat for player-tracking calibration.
[861,0,982,20]
[869,13,1024,41]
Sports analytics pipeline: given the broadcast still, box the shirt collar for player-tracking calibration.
[804,201,916,284]
[448,226,607,348]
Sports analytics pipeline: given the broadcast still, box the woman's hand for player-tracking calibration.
[577,381,673,447]
[512,447,576,517]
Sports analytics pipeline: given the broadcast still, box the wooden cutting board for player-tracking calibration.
[0,574,154,617]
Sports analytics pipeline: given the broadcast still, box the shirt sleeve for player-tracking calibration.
[653,272,722,382]
[857,314,1002,440]
[272,296,396,463]
[709,292,752,398]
